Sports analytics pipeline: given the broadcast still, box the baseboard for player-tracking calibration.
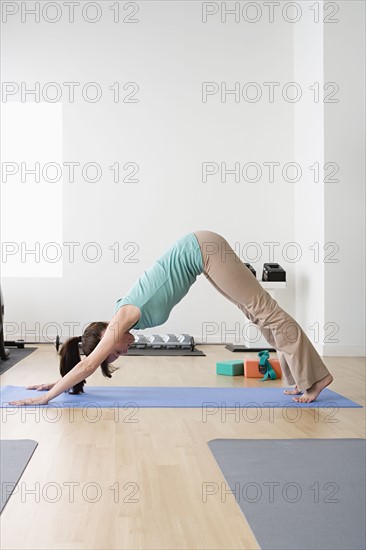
[322,344,366,357]
[195,338,366,358]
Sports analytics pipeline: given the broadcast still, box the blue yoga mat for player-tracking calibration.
[0,385,362,408]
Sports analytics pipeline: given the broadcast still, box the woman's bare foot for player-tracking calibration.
[283,386,302,395]
[292,373,334,403]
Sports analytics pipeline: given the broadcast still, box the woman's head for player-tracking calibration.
[59,321,119,394]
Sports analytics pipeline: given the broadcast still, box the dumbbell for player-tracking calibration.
[149,335,165,349]
[262,263,286,282]
[163,334,181,349]
[178,334,195,351]
[133,334,149,349]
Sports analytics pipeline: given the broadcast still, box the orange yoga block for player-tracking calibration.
[244,358,282,379]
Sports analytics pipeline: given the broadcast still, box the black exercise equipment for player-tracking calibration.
[262,262,286,282]
[0,286,10,360]
[225,344,276,352]
[0,286,26,361]
[244,263,256,277]
[55,334,61,352]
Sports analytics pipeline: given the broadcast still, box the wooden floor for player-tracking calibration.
[1,345,365,550]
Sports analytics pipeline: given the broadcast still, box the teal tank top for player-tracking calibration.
[115,232,204,329]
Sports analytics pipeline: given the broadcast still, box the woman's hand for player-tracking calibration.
[26,383,56,391]
[8,395,50,406]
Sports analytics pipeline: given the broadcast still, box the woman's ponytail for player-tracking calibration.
[59,336,86,394]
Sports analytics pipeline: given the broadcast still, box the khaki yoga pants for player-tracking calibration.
[194,230,331,391]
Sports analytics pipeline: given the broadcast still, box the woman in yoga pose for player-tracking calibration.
[10,230,333,406]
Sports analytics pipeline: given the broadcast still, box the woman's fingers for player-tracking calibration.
[8,396,48,406]
[26,384,51,391]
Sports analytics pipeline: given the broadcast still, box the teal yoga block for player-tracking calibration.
[216,360,244,376]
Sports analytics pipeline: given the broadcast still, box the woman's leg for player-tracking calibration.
[201,280,297,387]
[194,230,332,394]
[198,271,298,386]
[238,307,298,388]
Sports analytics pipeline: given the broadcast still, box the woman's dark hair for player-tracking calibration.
[59,321,118,394]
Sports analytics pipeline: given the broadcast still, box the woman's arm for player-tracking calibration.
[9,358,94,406]
[9,305,140,406]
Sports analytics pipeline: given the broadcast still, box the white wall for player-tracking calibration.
[324,1,366,355]
[294,0,365,356]
[293,2,325,354]
[1,1,364,354]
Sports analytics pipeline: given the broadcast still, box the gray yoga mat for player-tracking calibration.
[126,347,205,356]
[208,438,366,550]
[0,439,38,513]
[0,348,37,375]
